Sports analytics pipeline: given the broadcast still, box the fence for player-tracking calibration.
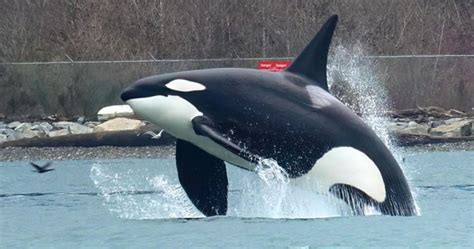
[0,55,473,119]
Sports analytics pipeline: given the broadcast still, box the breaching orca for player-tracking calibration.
[121,15,417,217]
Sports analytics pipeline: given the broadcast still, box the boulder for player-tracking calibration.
[31,122,53,132]
[448,109,467,117]
[97,105,135,121]
[444,118,466,125]
[2,128,19,140]
[397,122,429,135]
[14,123,33,133]
[11,123,41,139]
[7,121,22,129]
[0,134,6,143]
[41,122,54,131]
[52,121,93,134]
[429,120,445,128]
[20,129,41,139]
[68,123,94,134]
[52,121,75,129]
[93,118,144,132]
[429,120,473,137]
[48,129,70,137]
[385,122,408,132]
[84,121,101,128]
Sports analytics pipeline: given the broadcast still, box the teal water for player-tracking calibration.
[1,150,473,248]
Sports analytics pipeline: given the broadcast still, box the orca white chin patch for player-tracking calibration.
[165,79,206,92]
[126,95,254,171]
[126,95,202,139]
[293,147,386,203]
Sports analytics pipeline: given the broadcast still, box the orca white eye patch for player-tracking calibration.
[165,79,206,92]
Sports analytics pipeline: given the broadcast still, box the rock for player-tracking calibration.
[398,123,429,135]
[444,118,466,125]
[93,117,144,132]
[69,123,94,134]
[84,121,101,128]
[448,109,467,117]
[48,129,70,137]
[52,121,93,134]
[52,121,74,129]
[31,122,53,132]
[429,120,445,128]
[2,128,19,140]
[7,121,22,129]
[394,117,411,123]
[8,123,41,139]
[41,122,53,131]
[385,122,407,132]
[30,122,53,137]
[0,122,6,129]
[461,123,472,136]
[20,129,41,139]
[97,105,135,121]
[77,116,85,123]
[429,120,473,137]
[0,134,7,143]
[14,123,32,133]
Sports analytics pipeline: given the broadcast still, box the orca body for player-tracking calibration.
[121,15,417,217]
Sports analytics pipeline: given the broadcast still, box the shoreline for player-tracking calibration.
[0,145,175,162]
[1,106,473,162]
[1,141,472,162]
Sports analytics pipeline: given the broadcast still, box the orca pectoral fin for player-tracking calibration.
[176,139,228,216]
[329,184,377,216]
[192,116,256,163]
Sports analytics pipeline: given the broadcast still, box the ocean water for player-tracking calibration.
[0,148,473,248]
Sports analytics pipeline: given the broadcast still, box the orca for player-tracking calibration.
[121,15,417,217]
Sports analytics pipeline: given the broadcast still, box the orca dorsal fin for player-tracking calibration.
[286,15,338,91]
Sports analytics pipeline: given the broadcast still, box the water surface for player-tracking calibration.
[1,150,473,248]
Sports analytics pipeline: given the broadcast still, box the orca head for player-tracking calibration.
[121,74,208,101]
[121,74,207,138]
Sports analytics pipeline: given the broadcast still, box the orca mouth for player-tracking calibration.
[121,86,145,102]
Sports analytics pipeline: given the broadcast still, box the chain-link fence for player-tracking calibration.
[1,55,472,119]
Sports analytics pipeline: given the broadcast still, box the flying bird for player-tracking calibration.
[29,162,54,173]
[143,129,164,139]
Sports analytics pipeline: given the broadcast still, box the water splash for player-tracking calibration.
[328,45,420,214]
[229,158,351,218]
[90,163,202,219]
[91,159,351,219]
[328,45,392,146]
[231,158,290,217]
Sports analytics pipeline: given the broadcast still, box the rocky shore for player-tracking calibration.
[384,106,473,146]
[0,106,473,161]
[0,146,175,162]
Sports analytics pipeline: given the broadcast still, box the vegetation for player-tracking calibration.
[0,0,472,117]
[1,0,472,61]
